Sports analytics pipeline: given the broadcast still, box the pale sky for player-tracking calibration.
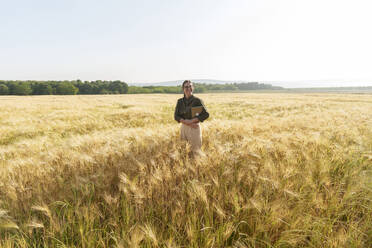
[1,0,372,87]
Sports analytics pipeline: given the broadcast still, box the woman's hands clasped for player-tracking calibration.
[180,118,200,129]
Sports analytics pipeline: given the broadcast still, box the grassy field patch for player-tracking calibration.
[0,93,371,247]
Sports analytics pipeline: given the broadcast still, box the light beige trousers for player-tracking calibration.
[180,123,202,152]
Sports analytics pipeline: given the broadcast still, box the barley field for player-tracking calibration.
[0,93,371,247]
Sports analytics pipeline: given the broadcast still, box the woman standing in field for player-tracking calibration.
[174,80,209,154]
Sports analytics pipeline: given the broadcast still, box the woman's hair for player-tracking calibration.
[182,80,192,88]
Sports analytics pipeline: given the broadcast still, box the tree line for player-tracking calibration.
[195,82,283,92]
[0,80,128,95]
[128,82,283,94]
[0,80,282,95]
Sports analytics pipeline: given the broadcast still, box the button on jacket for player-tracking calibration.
[174,95,209,122]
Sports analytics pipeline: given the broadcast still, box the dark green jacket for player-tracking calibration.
[174,95,209,122]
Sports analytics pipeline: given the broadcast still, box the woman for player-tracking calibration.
[174,80,209,154]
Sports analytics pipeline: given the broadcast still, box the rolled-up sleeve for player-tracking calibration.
[174,100,182,122]
[197,99,209,122]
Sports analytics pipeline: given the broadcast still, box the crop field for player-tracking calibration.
[0,93,371,247]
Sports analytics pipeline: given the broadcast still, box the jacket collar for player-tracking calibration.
[183,95,194,102]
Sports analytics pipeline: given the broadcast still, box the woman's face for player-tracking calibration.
[183,82,193,98]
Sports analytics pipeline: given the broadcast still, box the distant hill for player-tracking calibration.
[287,86,372,93]
[130,79,372,89]
[129,79,246,87]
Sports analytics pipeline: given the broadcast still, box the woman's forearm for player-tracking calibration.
[181,119,197,125]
